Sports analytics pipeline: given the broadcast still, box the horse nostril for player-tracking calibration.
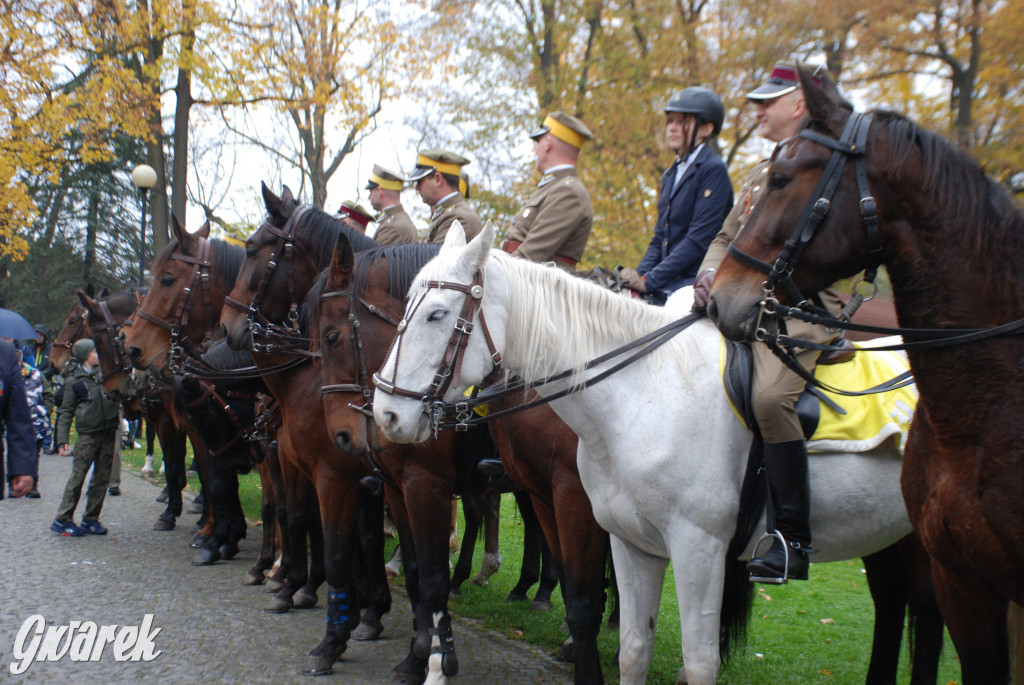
[706,297,719,324]
[334,430,352,453]
[127,346,142,361]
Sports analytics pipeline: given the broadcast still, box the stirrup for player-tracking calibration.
[748,530,792,585]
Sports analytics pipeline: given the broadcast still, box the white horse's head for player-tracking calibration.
[373,220,506,443]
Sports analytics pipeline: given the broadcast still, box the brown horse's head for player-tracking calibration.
[124,215,213,371]
[76,288,140,400]
[50,284,102,372]
[709,67,879,342]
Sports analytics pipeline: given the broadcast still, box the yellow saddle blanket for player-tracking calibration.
[721,340,917,454]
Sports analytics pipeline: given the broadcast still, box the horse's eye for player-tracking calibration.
[245,248,257,259]
[768,172,790,192]
[160,275,174,287]
[427,310,447,322]
[325,331,340,345]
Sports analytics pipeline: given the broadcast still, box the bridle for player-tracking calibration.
[223,205,313,351]
[134,237,216,373]
[725,111,881,341]
[183,379,266,466]
[93,298,136,387]
[372,271,503,429]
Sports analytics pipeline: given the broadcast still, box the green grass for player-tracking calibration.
[118,438,961,684]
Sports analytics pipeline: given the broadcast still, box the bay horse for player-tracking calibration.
[310,238,610,684]
[706,69,1024,684]
[220,183,392,672]
[371,223,928,685]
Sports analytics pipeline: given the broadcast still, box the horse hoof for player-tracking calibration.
[187,500,203,514]
[292,590,318,609]
[191,547,221,566]
[352,617,384,641]
[530,599,553,612]
[219,541,239,560]
[470,574,490,587]
[264,596,293,613]
[385,561,402,579]
[555,637,575,662]
[388,667,426,685]
[242,571,266,586]
[302,654,336,676]
[504,591,528,603]
[155,487,169,503]
[265,578,285,593]
[153,515,175,531]
[190,533,209,548]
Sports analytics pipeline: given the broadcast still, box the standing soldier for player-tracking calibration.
[407,149,483,244]
[365,164,419,245]
[502,111,594,271]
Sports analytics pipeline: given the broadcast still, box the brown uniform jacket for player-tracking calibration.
[506,167,592,270]
[700,159,842,336]
[424,194,483,245]
[374,205,420,246]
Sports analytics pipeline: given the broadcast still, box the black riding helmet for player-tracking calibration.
[664,87,725,137]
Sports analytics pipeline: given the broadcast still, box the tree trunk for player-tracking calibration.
[171,0,196,225]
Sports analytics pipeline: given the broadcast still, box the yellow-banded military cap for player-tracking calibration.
[529,111,594,149]
[338,200,375,227]
[407,149,471,181]
[365,164,406,191]
[747,61,829,100]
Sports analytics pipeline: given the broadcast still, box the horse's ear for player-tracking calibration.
[170,213,192,252]
[440,221,468,254]
[800,68,848,129]
[262,182,283,217]
[77,289,97,311]
[85,283,95,298]
[280,185,295,203]
[197,220,211,240]
[98,287,109,298]
[458,222,494,273]
[327,231,354,289]
[135,289,145,305]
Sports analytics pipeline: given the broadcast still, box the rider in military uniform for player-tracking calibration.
[365,164,420,245]
[407,150,483,244]
[502,111,594,271]
[694,62,843,584]
[620,87,733,305]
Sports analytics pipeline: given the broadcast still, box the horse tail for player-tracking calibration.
[719,555,754,661]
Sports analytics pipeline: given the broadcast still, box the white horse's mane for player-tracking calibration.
[486,252,699,386]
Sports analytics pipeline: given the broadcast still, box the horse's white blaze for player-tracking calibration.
[373,222,912,685]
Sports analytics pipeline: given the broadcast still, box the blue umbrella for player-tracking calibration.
[0,307,38,340]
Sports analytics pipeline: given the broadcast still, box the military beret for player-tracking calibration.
[338,200,375,227]
[407,150,471,181]
[747,61,829,100]
[365,164,406,191]
[529,111,594,149]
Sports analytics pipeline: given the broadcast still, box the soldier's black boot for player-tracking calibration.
[747,439,812,583]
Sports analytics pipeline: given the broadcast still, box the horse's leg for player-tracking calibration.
[245,460,277,584]
[188,438,216,547]
[352,488,392,641]
[896,533,944,685]
[450,495,481,595]
[265,446,291,591]
[932,557,1009,684]
[265,457,311,612]
[612,535,668,685]
[153,416,186,531]
[862,544,907,685]
[668,537,730,685]
[473,492,502,585]
[507,491,542,603]
[192,455,239,566]
[512,491,557,610]
[297,484,325,606]
[383,488,429,685]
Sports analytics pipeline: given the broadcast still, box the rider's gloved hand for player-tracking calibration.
[692,268,716,311]
[619,267,647,293]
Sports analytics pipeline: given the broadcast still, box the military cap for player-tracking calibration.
[459,173,470,199]
[529,111,594,149]
[407,150,471,181]
[365,164,405,191]
[72,338,96,362]
[338,200,375,227]
[747,61,828,100]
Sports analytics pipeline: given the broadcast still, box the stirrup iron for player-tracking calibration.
[748,530,792,585]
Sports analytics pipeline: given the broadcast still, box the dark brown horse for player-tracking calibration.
[707,69,1023,684]
[310,237,611,684]
[220,184,391,673]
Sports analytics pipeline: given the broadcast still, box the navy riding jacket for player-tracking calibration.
[637,145,733,302]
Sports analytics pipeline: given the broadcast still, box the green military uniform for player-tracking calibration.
[425,193,483,245]
[505,167,592,270]
[55,354,120,524]
[375,205,420,245]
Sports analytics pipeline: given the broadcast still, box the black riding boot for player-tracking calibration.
[747,439,812,583]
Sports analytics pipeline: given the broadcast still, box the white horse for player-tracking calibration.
[373,223,912,685]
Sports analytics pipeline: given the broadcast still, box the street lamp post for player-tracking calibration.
[131,164,158,286]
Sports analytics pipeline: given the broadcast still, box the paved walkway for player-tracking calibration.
[0,453,575,684]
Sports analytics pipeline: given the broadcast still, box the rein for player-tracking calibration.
[183,379,265,465]
[372,267,701,433]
